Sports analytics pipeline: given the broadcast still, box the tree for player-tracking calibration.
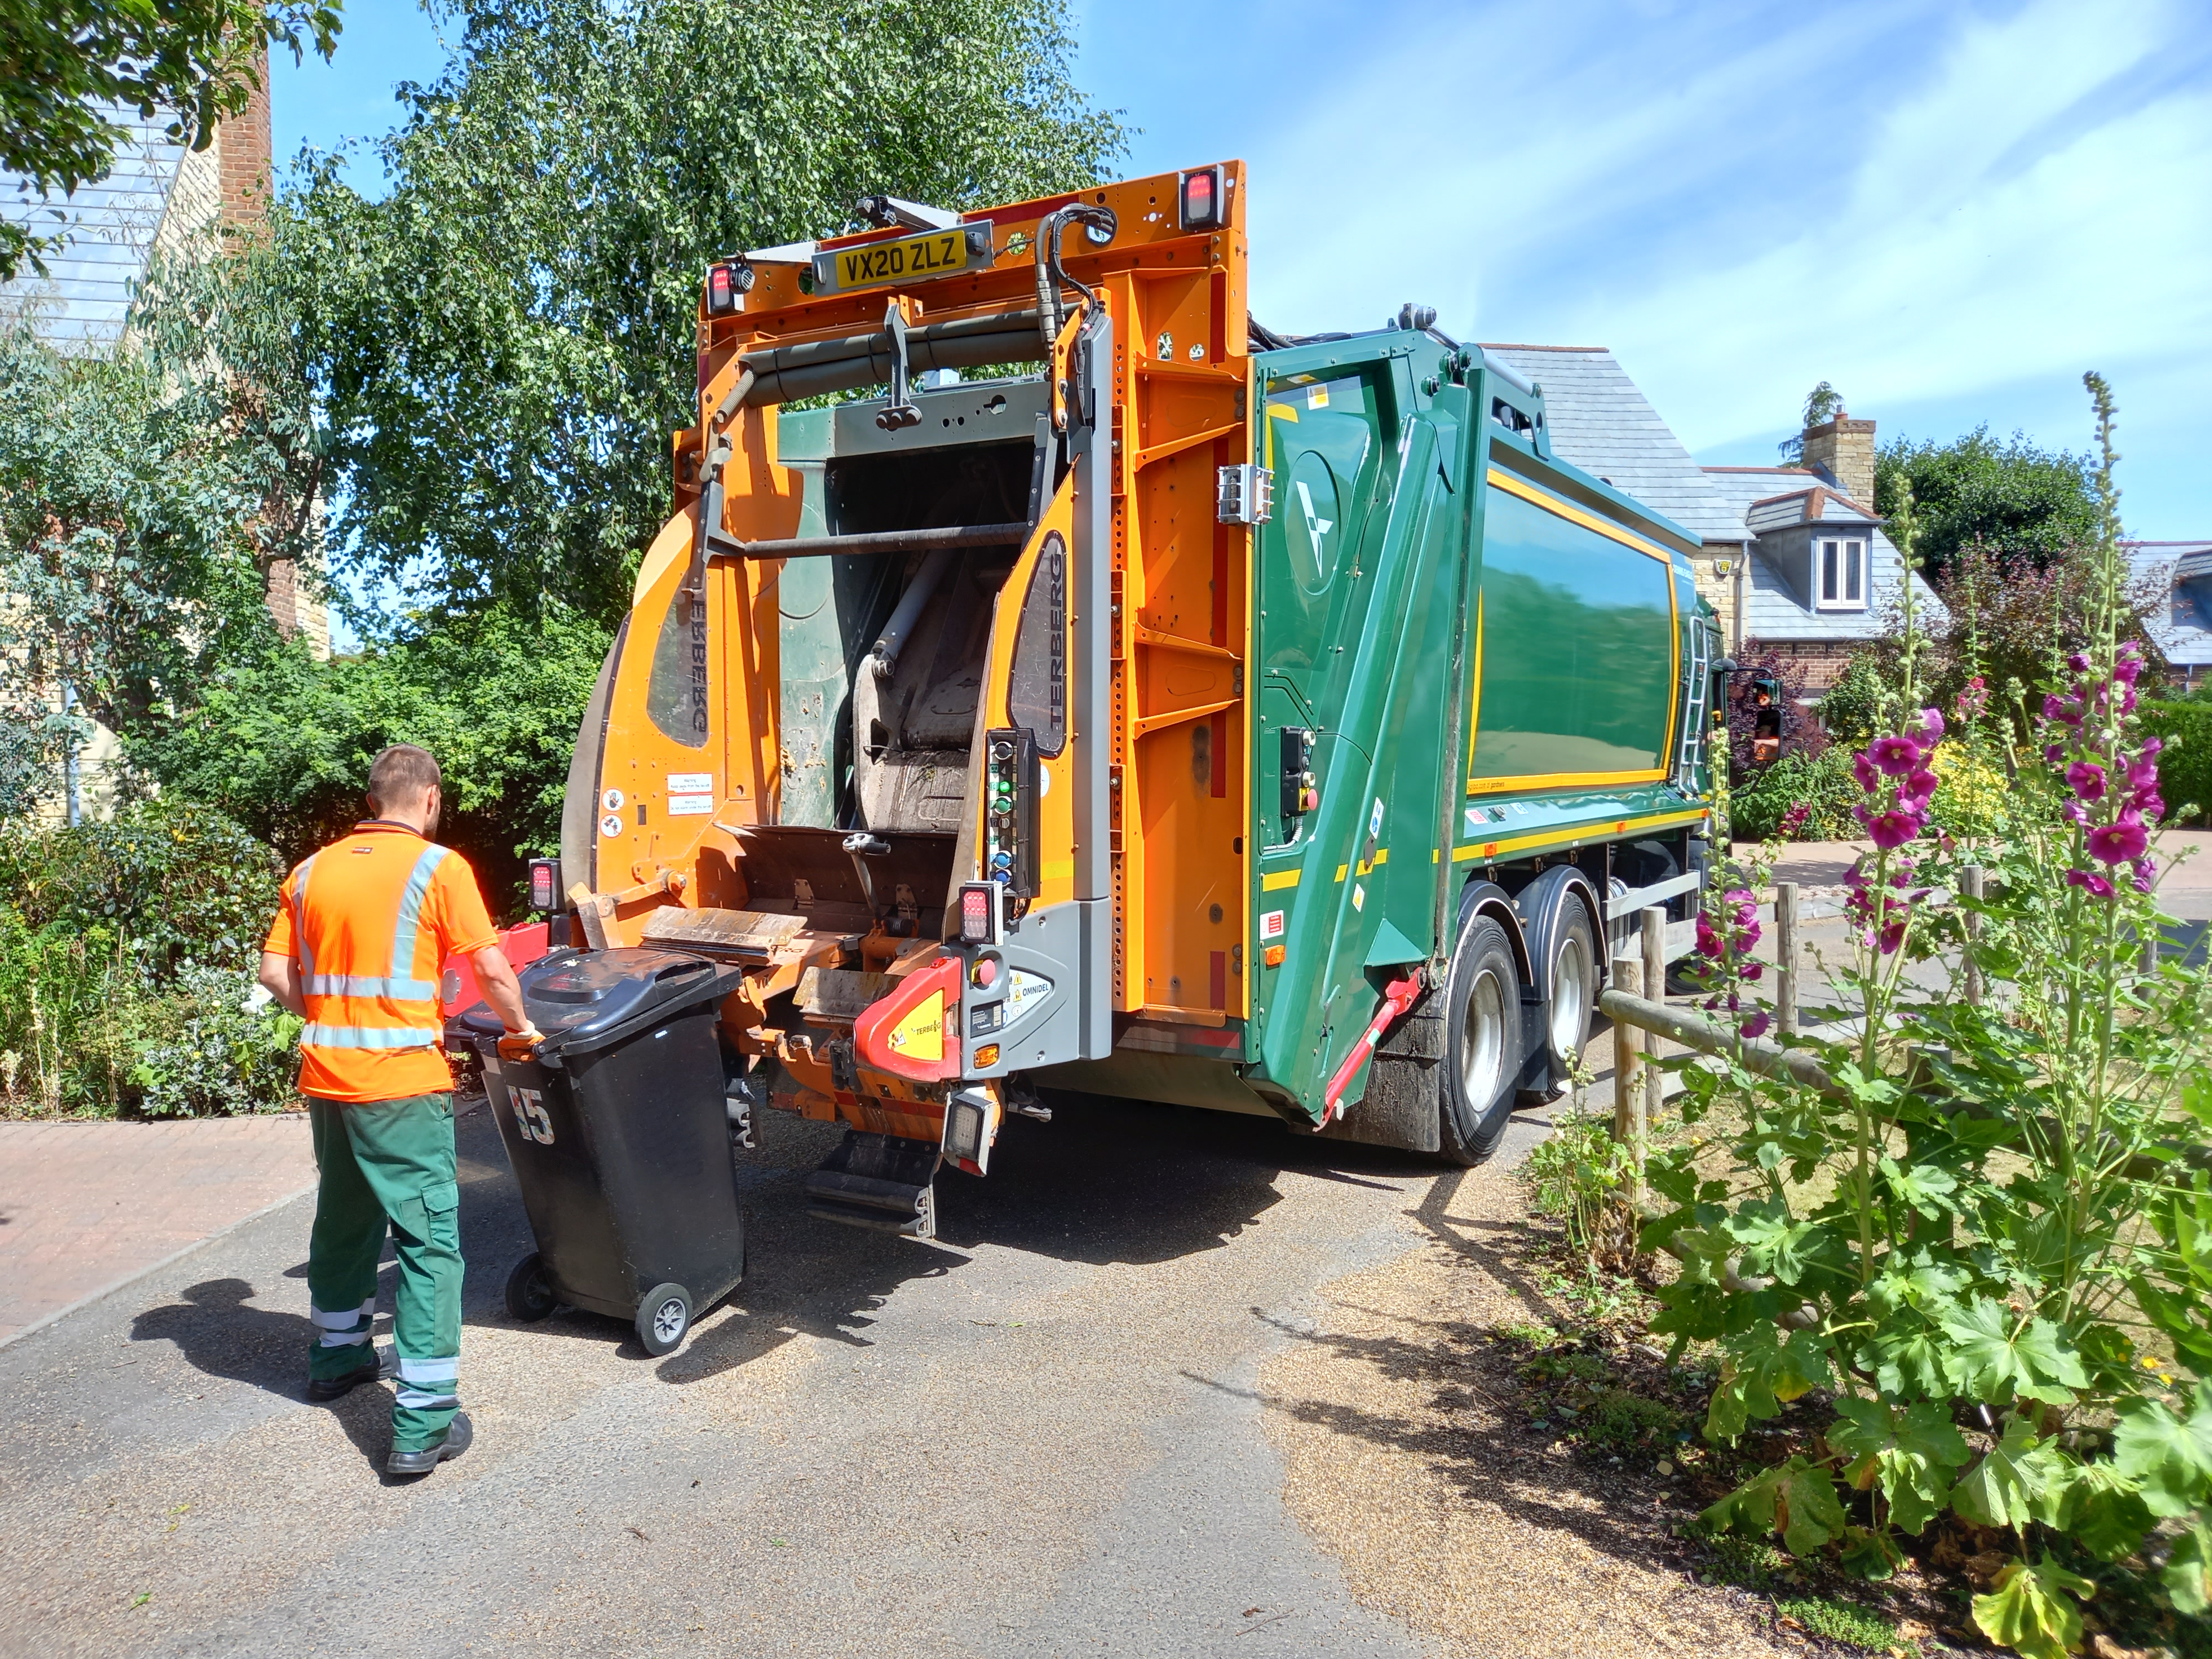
[0,248,326,818]
[272,0,1127,624]
[1874,426,2098,580]
[1775,380,1843,462]
[0,0,342,282]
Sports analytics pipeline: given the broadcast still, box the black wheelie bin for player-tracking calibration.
[472,946,748,1356]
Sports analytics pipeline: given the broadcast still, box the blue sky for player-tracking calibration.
[275,0,2212,538]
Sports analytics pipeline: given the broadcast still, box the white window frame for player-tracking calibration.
[1818,536,1866,610]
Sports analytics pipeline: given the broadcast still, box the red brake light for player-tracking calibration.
[704,259,752,316]
[957,882,998,945]
[1178,166,1224,232]
[528,858,561,912]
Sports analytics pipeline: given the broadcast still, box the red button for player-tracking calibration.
[972,956,999,987]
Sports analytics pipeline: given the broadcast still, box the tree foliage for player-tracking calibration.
[126,603,611,904]
[275,0,1127,622]
[0,0,341,281]
[0,259,326,815]
[1874,427,2099,580]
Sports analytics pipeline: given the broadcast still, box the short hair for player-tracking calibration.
[367,744,442,812]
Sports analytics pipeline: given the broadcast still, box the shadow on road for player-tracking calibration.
[128,1277,392,1468]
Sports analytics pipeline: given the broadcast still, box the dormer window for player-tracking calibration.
[1819,537,1865,608]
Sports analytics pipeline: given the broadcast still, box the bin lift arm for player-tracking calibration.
[1320,969,1426,1125]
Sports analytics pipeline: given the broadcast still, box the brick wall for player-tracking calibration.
[216,45,272,230]
[1756,639,1858,695]
[1801,416,1876,509]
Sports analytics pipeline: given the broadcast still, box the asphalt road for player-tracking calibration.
[0,1090,1557,1659]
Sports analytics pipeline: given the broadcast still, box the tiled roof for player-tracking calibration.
[1480,345,1748,547]
[1707,465,1947,638]
[2126,542,2212,669]
[1,109,187,348]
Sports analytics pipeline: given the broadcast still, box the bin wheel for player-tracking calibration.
[505,1252,557,1322]
[636,1284,692,1356]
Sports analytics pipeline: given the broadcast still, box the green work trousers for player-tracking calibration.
[306,1093,463,1452]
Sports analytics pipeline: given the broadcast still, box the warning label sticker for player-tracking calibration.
[667,794,714,816]
[1260,909,1285,941]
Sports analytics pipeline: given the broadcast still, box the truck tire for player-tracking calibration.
[1528,899,1597,1098]
[1438,912,1525,1166]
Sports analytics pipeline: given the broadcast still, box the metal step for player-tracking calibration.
[802,1130,941,1237]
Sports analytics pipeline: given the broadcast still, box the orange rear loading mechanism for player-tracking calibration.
[525,163,1721,1232]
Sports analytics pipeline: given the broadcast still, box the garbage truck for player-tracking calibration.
[465,160,1720,1342]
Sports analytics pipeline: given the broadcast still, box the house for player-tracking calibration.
[1482,347,1944,695]
[2127,542,2212,691]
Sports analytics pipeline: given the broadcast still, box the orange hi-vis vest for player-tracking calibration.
[265,822,498,1103]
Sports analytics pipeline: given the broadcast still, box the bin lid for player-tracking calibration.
[510,946,744,1058]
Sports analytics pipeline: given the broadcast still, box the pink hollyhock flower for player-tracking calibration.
[2044,744,2067,765]
[2066,867,2116,900]
[1727,888,1756,925]
[1878,919,1908,954]
[1739,1011,1773,1040]
[1901,768,1939,810]
[2088,816,2150,864]
[2134,792,2166,822]
[1867,810,1922,849]
[1695,916,1723,958]
[1740,919,1763,949]
[1741,961,1764,982]
[2043,695,2081,727]
[1905,707,1945,744]
[1869,735,1923,775]
[2060,800,2089,826]
[2115,643,2145,685]
[2067,761,2107,802]
[2132,857,2156,894]
[1851,751,1881,793]
[2067,653,2091,673]
[1842,860,1870,891]
[1778,802,1812,838]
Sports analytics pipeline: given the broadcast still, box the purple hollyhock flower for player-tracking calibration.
[2043,695,2081,727]
[1851,750,1881,793]
[2067,653,2091,674]
[2067,761,2107,802]
[2066,867,2116,900]
[1900,768,1939,810]
[1727,888,1756,925]
[2118,682,2139,717]
[2132,857,2156,894]
[1878,917,1908,954]
[1905,706,1945,744]
[2088,815,2150,865]
[1695,915,1723,958]
[1741,961,1764,982]
[2115,642,2145,685]
[1739,1011,1773,1040]
[1842,860,1870,891]
[1740,919,1763,950]
[1869,735,1923,775]
[1867,810,1922,849]
[2061,800,2089,826]
[2044,744,2067,765]
[2133,791,2166,822]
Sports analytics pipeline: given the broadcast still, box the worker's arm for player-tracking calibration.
[258,951,307,1019]
[470,943,540,1039]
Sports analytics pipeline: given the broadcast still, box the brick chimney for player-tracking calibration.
[1801,411,1876,509]
[216,44,272,231]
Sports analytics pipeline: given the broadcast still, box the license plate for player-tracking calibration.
[812,225,992,295]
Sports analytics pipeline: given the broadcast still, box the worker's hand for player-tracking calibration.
[497,1024,544,1062]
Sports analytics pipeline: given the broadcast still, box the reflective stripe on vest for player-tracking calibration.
[304,972,442,1000]
[390,845,451,992]
[293,854,319,977]
[301,1022,440,1050]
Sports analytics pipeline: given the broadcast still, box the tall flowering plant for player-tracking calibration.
[1649,379,2212,1656]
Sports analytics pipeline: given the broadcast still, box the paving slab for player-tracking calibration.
[0,1117,317,1345]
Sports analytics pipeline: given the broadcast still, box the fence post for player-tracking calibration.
[1961,865,1984,1008]
[1611,954,1646,1197]
[1776,881,1799,1037]
[1640,906,1667,1131]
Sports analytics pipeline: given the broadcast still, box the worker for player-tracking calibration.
[258,744,540,1477]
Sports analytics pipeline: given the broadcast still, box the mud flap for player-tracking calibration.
[1316,989,1444,1154]
[804,1130,941,1237]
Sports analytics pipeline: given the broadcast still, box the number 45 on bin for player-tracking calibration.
[510,1087,555,1145]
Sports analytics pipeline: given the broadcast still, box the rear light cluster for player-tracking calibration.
[528,857,562,913]
[956,882,1000,946]
[705,258,755,316]
[1178,165,1227,232]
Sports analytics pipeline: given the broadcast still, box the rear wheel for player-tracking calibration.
[1522,900,1597,1101]
[1438,912,1526,1166]
[504,1252,556,1322]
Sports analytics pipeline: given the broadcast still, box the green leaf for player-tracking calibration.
[1954,1417,2065,1531]
[1939,1298,2081,1405]
[1704,1325,1832,1443]
[1971,1557,2094,1659]
[2113,1384,2212,1517]
[1700,1457,1846,1558]
[1828,1396,1971,1537]
[2165,1518,2212,1616]
[1880,1155,1959,1218]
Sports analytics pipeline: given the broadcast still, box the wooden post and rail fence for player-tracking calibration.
[1599,866,2203,1187]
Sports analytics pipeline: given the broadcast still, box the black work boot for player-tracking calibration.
[387,1412,472,1477]
[307,1355,382,1402]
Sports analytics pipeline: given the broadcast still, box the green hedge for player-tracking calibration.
[1730,748,1862,842]
[2137,700,2212,823]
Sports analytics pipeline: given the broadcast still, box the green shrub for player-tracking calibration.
[1730,747,1859,841]
[1772,1595,1899,1650]
[1521,1109,1640,1272]
[2138,699,2212,823]
[130,966,304,1118]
